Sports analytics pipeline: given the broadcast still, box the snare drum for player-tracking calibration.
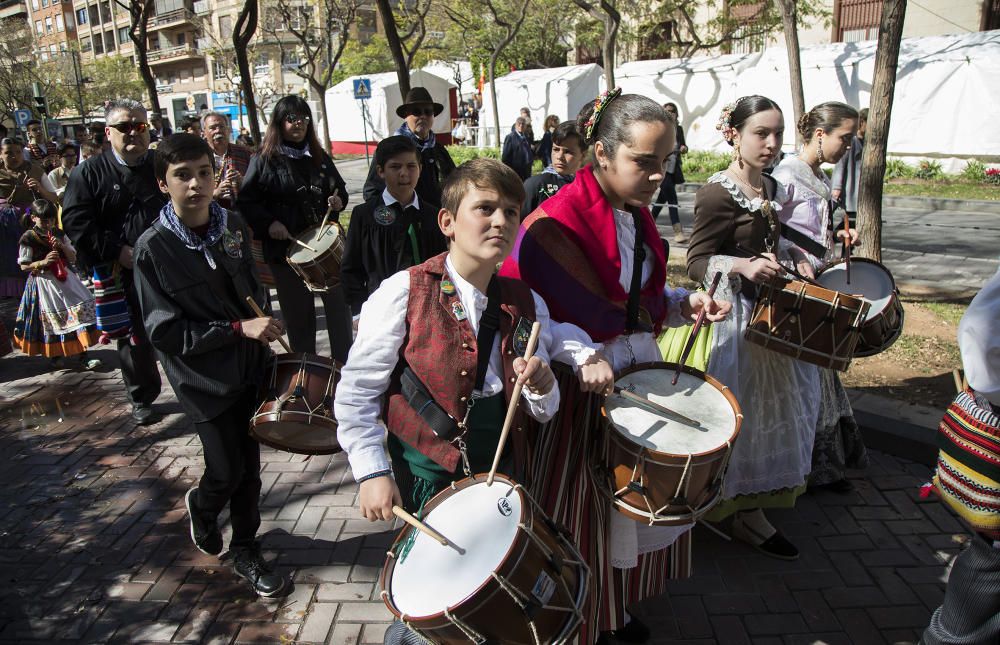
[250,352,341,454]
[600,362,742,526]
[381,474,588,645]
[745,278,870,371]
[286,224,345,292]
[815,258,903,357]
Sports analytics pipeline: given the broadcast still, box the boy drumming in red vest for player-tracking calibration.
[335,158,609,521]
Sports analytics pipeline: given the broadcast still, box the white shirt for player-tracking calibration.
[382,187,420,211]
[335,254,596,479]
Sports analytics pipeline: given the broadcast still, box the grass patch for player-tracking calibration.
[884,335,961,375]
[919,301,967,326]
[883,180,1000,202]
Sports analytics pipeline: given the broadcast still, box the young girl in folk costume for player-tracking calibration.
[13,200,100,366]
[686,96,821,560]
[772,102,867,492]
[501,89,730,645]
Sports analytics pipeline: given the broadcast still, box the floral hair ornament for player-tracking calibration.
[584,87,622,144]
[716,96,748,143]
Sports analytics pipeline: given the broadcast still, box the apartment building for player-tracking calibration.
[25,0,78,60]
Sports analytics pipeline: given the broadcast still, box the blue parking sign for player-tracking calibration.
[14,109,31,127]
[353,78,371,100]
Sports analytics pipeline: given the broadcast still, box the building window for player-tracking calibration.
[65,11,74,29]
[835,0,881,42]
[100,1,111,23]
[56,14,64,31]
[31,0,39,10]
[105,30,115,51]
[254,52,269,76]
[50,44,58,55]
[118,26,130,44]
[76,8,87,25]
[94,35,104,54]
[281,48,303,70]
[213,59,227,78]
[89,4,100,25]
[35,20,43,35]
[41,51,49,62]
[44,16,52,32]
[41,0,48,8]
[176,32,185,45]
[193,65,205,81]
[638,19,675,60]
[81,36,92,51]
[219,14,233,39]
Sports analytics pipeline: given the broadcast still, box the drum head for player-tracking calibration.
[817,261,894,319]
[389,479,523,618]
[287,225,341,262]
[605,367,738,456]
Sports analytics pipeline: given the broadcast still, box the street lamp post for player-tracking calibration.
[70,49,88,127]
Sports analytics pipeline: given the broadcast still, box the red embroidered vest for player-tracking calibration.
[385,252,537,473]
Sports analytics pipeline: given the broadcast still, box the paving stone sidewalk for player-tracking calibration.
[0,322,962,645]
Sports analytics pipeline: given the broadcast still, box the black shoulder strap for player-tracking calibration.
[780,222,826,259]
[473,275,502,395]
[625,207,646,334]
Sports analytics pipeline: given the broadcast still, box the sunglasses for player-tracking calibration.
[410,108,435,117]
[107,122,149,134]
[284,114,310,125]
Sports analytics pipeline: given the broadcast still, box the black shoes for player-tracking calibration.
[131,403,161,425]
[185,488,223,556]
[232,543,287,597]
[731,511,800,561]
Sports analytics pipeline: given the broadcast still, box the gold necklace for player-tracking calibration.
[727,168,764,197]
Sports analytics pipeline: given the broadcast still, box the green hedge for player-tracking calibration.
[446,145,501,166]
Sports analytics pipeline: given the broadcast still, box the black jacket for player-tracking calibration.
[362,142,456,208]
[237,151,348,264]
[341,193,447,315]
[521,172,572,219]
[62,149,168,270]
[671,124,687,184]
[133,211,269,422]
[502,129,533,180]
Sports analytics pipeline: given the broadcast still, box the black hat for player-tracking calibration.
[396,86,444,118]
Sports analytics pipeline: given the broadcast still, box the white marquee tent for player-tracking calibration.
[324,70,456,153]
[422,60,476,100]
[479,64,604,141]
[614,30,1000,169]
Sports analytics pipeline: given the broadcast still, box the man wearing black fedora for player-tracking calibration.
[363,87,456,208]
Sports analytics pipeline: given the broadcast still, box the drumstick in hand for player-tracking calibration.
[292,238,320,253]
[613,386,701,427]
[245,296,292,353]
[673,271,722,386]
[843,215,852,285]
[320,203,334,231]
[392,505,449,546]
[487,321,541,486]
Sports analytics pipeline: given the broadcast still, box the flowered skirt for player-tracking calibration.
[13,271,99,357]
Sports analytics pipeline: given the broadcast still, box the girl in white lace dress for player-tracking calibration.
[686,96,821,560]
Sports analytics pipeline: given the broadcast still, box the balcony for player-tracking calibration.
[147,44,204,65]
[148,8,197,31]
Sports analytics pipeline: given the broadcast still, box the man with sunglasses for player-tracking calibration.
[362,86,455,208]
[63,99,166,425]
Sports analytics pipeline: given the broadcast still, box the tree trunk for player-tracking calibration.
[134,0,160,115]
[233,0,261,143]
[488,52,500,148]
[313,80,332,152]
[775,0,805,146]
[600,7,617,88]
[375,0,410,97]
[857,0,906,262]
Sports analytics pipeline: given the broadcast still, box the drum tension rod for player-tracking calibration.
[627,480,650,496]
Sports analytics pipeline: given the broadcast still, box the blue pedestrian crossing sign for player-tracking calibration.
[14,109,31,127]
[353,78,372,100]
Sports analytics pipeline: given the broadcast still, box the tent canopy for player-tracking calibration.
[324,70,456,145]
[422,60,476,100]
[615,30,1000,167]
[479,64,604,135]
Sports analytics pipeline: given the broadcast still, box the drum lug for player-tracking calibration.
[627,480,649,496]
[548,553,565,573]
[670,495,689,508]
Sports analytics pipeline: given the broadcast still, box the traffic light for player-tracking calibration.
[33,95,48,117]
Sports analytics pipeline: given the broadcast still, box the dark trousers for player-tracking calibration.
[121,270,161,406]
[270,262,353,363]
[651,176,680,225]
[193,390,261,550]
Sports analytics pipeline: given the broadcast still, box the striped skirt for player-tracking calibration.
[13,272,99,357]
[528,365,691,643]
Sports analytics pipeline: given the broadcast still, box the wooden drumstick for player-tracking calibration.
[245,296,292,353]
[487,321,541,486]
[612,386,701,427]
[392,505,449,546]
[320,203,334,231]
[673,271,722,386]
[292,238,320,253]
[843,215,852,285]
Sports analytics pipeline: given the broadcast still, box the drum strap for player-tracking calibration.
[625,207,646,334]
[474,275,502,395]
[780,222,826,259]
